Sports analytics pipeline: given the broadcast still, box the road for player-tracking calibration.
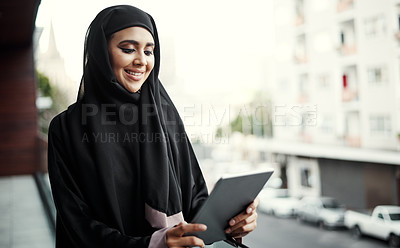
[244,213,389,248]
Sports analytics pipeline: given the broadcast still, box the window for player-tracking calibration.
[340,20,356,46]
[395,5,400,41]
[322,198,340,209]
[295,35,307,63]
[298,74,309,94]
[364,14,386,39]
[320,115,334,134]
[398,15,400,30]
[295,0,305,26]
[342,66,358,89]
[345,112,360,137]
[389,213,400,221]
[367,66,388,85]
[339,20,356,55]
[317,74,331,89]
[369,115,391,136]
[300,168,312,187]
[342,65,359,102]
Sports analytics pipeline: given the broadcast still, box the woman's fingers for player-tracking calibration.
[245,198,260,214]
[226,211,258,233]
[230,215,257,238]
[166,222,207,248]
[169,222,207,236]
[225,199,260,237]
[167,235,205,248]
[227,199,258,227]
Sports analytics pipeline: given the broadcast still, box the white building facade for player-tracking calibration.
[268,0,400,207]
[272,0,400,149]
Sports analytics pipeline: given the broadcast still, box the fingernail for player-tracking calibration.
[229,219,235,226]
[247,207,253,214]
[200,224,207,230]
[225,228,231,233]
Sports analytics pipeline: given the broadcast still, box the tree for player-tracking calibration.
[36,70,68,134]
[216,91,273,138]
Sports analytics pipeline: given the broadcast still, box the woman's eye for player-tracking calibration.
[144,50,153,56]
[121,48,135,54]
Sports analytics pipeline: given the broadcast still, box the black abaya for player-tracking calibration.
[48,5,208,248]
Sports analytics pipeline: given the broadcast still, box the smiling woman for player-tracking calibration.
[108,27,155,93]
[47,4,260,248]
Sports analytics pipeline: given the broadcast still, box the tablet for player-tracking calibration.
[188,169,274,245]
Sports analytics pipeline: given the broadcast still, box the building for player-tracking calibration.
[267,0,400,209]
[0,0,43,175]
[35,22,77,105]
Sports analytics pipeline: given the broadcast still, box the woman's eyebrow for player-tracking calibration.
[119,40,155,47]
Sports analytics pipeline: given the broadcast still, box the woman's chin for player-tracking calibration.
[120,82,143,93]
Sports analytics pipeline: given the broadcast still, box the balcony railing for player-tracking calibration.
[342,88,358,102]
[345,135,361,147]
[295,15,304,26]
[337,44,357,56]
[337,0,354,13]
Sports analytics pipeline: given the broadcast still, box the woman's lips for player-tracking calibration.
[125,69,144,81]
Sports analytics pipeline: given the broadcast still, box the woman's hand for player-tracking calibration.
[225,198,259,239]
[166,221,207,248]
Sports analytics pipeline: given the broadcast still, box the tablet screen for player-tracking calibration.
[188,169,274,245]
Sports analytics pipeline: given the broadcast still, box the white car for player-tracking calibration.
[345,205,400,247]
[258,188,299,218]
[296,196,346,228]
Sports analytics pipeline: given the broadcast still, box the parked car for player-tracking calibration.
[258,188,299,218]
[296,196,346,229]
[345,205,400,247]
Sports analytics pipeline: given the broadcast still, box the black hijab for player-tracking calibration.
[48,5,208,247]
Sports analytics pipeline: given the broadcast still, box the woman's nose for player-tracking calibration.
[133,52,146,66]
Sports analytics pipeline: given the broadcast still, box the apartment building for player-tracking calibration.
[266,0,400,208]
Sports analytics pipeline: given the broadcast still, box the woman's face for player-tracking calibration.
[108,26,155,93]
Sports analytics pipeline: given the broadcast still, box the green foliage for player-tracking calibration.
[36,70,69,134]
[36,70,52,97]
[230,114,243,133]
[215,91,273,138]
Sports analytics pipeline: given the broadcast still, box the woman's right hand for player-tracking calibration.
[166,221,207,248]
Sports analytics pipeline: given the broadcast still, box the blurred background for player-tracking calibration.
[1,0,400,247]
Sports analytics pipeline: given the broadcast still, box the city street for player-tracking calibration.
[245,213,389,248]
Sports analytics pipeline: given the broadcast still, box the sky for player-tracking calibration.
[35,0,275,94]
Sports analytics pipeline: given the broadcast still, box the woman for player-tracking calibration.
[48,5,258,248]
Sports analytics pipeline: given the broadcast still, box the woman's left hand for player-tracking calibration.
[225,198,259,238]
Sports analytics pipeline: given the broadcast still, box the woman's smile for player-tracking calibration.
[124,69,145,81]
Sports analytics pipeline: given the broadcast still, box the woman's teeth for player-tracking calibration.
[126,70,143,76]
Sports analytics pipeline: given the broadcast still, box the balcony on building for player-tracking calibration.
[341,65,359,103]
[337,20,357,56]
[294,34,308,64]
[297,73,309,103]
[295,0,305,26]
[344,111,361,147]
